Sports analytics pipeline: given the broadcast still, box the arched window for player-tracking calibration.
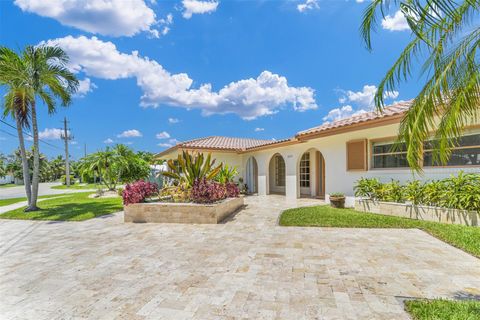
[275,155,285,187]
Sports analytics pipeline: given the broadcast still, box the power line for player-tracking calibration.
[0,119,63,151]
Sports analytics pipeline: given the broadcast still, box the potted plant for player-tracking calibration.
[329,192,346,208]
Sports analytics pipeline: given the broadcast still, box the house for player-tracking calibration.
[157,101,480,206]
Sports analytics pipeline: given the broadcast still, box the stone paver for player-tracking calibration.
[0,195,479,319]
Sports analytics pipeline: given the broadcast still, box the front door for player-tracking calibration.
[299,152,310,196]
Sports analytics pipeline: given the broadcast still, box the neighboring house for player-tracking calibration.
[157,101,480,206]
[0,174,15,185]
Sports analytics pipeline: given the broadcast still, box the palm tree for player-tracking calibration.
[361,1,479,170]
[0,48,34,203]
[0,45,78,211]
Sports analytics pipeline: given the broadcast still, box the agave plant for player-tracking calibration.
[161,151,223,187]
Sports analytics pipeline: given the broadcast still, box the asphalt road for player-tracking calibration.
[0,182,91,200]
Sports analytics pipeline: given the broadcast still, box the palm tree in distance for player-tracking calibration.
[361,0,479,170]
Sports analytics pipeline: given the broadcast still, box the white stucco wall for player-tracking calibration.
[158,123,479,205]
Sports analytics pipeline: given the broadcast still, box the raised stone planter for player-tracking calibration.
[355,199,479,226]
[124,197,244,224]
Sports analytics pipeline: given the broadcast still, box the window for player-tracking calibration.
[347,140,367,171]
[424,133,480,167]
[372,132,480,169]
[371,141,409,169]
[275,155,285,186]
[300,152,310,188]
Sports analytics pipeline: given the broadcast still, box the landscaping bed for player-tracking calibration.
[405,299,480,320]
[124,196,244,224]
[279,205,480,258]
[355,199,479,226]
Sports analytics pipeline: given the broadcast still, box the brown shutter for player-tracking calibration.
[346,139,367,171]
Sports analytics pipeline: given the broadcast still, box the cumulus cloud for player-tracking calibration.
[156,131,171,139]
[382,10,410,31]
[168,118,179,124]
[254,127,264,132]
[43,36,317,120]
[117,129,142,138]
[339,85,399,109]
[324,84,400,123]
[33,128,68,140]
[75,77,97,97]
[103,138,114,144]
[182,0,219,19]
[297,0,319,13]
[14,0,159,37]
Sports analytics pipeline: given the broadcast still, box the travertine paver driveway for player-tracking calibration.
[1,195,479,320]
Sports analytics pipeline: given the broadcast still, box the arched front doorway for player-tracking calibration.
[245,156,258,194]
[299,149,325,198]
[268,153,286,195]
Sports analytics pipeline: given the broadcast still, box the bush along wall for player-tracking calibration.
[354,172,480,212]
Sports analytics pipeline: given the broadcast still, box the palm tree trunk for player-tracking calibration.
[26,101,40,211]
[14,111,32,205]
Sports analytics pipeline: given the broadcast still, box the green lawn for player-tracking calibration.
[0,194,67,207]
[279,205,480,258]
[51,183,99,190]
[0,192,123,221]
[405,299,480,320]
[0,184,16,188]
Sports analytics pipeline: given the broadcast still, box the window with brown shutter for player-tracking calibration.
[347,139,367,171]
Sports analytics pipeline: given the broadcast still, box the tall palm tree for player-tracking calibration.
[361,0,479,170]
[0,45,78,211]
[0,48,34,203]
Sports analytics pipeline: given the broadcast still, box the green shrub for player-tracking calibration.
[404,180,425,205]
[354,177,382,200]
[60,175,76,185]
[354,172,480,212]
[117,187,124,197]
[214,164,238,184]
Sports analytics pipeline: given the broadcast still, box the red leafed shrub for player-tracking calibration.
[225,182,240,198]
[123,180,159,206]
[191,178,227,204]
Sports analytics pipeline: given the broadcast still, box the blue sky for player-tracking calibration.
[0,0,416,159]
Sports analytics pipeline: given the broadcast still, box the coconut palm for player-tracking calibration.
[361,0,479,170]
[0,45,78,211]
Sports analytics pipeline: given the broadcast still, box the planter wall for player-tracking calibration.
[355,199,479,226]
[124,196,244,224]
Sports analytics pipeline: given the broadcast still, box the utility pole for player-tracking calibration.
[84,143,87,158]
[61,117,74,186]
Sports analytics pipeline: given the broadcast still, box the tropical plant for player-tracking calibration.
[190,178,227,204]
[361,1,480,171]
[403,180,425,205]
[354,177,382,200]
[225,182,240,198]
[0,45,79,211]
[215,164,238,184]
[159,185,191,203]
[330,192,345,198]
[161,151,222,187]
[122,180,158,206]
[380,180,405,203]
[78,144,149,190]
[441,172,480,211]
[422,180,447,207]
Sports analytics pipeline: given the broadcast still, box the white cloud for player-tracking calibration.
[103,138,114,144]
[168,117,179,124]
[35,128,68,140]
[69,141,78,145]
[158,142,173,148]
[254,127,264,132]
[182,0,219,19]
[43,36,317,120]
[339,85,399,109]
[75,77,97,97]
[322,105,353,122]
[117,129,142,138]
[14,0,158,37]
[382,10,410,31]
[156,131,171,139]
[168,138,180,145]
[297,0,319,13]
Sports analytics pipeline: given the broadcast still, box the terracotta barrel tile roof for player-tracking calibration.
[296,100,412,137]
[176,136,282,151]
